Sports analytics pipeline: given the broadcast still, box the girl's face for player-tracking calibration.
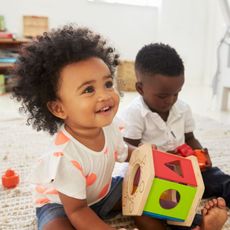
[49,57,119,131]
[136,73,184,114]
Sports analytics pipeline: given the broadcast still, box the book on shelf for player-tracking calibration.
[0,74,5,94]
[0,74,17,93]
[0,50,18,63]
[0,57,16,63]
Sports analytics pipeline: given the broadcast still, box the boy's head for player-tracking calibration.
[13,25,120,135]
[135,43,185,115]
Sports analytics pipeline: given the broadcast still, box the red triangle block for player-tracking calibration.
[152,150,197,186]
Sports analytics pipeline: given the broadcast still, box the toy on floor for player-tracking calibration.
[2,169,20,188]
[176,144,212,171]
[122,144,204,227]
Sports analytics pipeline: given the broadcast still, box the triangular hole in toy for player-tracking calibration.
[165,160,183,177]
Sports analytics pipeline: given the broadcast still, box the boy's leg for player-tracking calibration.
[193,197,227,230]
[202,167,230,207]
[168,214,202,230]
[133,215,167,230]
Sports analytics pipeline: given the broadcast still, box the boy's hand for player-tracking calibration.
[176,144,212,171]
[176,144,194,157]
[193,148,212,171]
[204,148,212,168]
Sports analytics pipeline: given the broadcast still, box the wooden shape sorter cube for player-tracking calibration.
[122,144,204,227]
[122,144,155,215]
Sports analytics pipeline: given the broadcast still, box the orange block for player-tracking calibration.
[2,169,19,188]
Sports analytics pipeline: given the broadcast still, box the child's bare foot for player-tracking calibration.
[193,197,228,230]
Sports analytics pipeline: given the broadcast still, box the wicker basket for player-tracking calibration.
[117,60,136,92]
[23,15,48,38]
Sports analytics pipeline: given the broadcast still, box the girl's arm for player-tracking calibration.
[123,137,140,162]
[58,192,115,230]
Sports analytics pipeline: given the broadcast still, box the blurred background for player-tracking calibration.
[1,0,230,121]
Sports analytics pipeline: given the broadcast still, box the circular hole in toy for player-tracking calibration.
[131,165,141,195]
[159,189,180,209]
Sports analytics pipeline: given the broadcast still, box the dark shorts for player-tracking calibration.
[36,176,123,230]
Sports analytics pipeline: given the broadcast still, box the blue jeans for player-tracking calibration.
[202,166,230,207]
[36,176,123,230]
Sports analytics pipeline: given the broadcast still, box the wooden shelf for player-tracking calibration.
[0,38,29,43]
[0,39,30,49]
[0,63,14,69]
[0,39,30,93]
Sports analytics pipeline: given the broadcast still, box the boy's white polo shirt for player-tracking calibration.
[118,96,195,152]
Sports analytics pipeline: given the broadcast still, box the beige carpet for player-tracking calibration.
[0,115,229,230]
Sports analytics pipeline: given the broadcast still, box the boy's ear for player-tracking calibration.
[135,82,144,95]
[47,100,66,119]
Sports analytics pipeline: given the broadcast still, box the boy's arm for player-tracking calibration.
[185,132,212,169]
[58,192,115,230]
[184,132,202,149]
[124,137,141,147]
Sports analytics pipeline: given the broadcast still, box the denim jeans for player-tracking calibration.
[36,176,123,230]
[202,166,230,207]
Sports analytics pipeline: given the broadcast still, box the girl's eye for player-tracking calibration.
[83,86,94,94]
[105,80,113,89]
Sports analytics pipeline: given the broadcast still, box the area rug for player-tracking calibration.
[0,115,230,230]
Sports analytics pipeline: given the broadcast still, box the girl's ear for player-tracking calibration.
[135,82,144,95]
[47,100,67,119]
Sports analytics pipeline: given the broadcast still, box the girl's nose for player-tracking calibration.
[97,91,111,102]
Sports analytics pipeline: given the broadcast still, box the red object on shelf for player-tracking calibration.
[2,169,19,188]
[0,32,14,39]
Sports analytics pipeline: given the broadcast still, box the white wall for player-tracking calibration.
[157,0,226,85]
[0,0,158,60]
[158,0,208,84]
[0,0,227,85]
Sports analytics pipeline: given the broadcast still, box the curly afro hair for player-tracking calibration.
[12,24,120,135]
[135,43,184,77]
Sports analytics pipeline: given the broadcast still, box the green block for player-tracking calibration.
[143,178,197,220]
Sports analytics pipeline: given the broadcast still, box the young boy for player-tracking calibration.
[118,43,229,224]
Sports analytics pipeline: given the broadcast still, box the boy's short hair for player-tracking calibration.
[12,24,119,135]
[135,43,184,79]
